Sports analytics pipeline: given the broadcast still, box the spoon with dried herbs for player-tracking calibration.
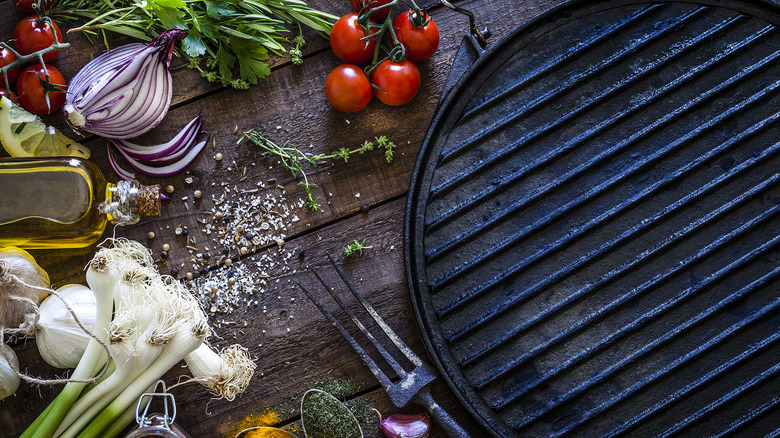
[301,388,363,438]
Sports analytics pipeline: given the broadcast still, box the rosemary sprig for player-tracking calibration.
[52,0,337,88]
[344,239,372,257]
[239,130,397,211]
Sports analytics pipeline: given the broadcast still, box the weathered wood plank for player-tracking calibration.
[3,197,485,437]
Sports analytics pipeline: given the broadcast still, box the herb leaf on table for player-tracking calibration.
[53,0,337,88]
[239,131,397,211]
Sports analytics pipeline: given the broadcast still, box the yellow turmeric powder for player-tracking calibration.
[228,408,287,437]
[242,427,295,438]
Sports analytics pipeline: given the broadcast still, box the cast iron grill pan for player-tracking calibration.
[404,1,780,437]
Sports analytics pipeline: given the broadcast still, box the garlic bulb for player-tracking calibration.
[0,247,50,328]
[0,342,20,400]
[35,284,97,369]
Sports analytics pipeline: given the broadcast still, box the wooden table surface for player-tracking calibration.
[0,0,562,436]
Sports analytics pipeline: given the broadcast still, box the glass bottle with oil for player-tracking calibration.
[0,157,163,249]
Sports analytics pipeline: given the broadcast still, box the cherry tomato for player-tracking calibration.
[14,15,63,62]
[0,89,17,100]
[325,64,372,113]
[350,0,393,22]
[0,46,21,86]
[13,0,54,13]
[370,59,421,106]
[330,13,377,65]
[394,11,440,63]
[16,64,66,115]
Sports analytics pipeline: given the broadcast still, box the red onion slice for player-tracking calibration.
[118,138,208,177]
[107,145,137,181]
[111,114,202,160]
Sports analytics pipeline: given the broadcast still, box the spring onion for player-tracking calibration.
[184,343,256,401]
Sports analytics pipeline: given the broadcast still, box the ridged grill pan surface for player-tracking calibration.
[404,1,780,436]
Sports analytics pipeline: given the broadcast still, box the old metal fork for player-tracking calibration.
[298,254,470,437]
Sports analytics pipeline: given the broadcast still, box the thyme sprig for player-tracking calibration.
[344,239,372,257]
[53,0,337,88]
[239,130,396,211]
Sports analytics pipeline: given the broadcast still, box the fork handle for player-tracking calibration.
[416,386,472,437]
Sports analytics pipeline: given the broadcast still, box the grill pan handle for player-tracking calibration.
[438,1,491,105]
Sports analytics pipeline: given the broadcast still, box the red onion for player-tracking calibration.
[63,29,185,139]
[380,413,431,438]
[107,113,206,178]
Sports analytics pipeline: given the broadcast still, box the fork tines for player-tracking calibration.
[297,253,434,408]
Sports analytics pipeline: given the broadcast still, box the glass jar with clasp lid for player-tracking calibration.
[123,381,192,438]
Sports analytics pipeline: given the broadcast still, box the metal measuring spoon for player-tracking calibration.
[234,426,297,438]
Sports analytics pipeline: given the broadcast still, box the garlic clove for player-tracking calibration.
[0,343,20,400]
[380,412,431,438]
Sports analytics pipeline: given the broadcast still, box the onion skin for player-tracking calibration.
[63,28,185,139]
[380,413,431,438]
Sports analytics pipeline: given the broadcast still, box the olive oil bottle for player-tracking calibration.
[0,157,163,249]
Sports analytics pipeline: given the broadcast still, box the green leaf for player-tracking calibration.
[182,29,207,57]
[152,0,185,8]
[205,0,236,18]
[215,44,236,81]
[237,55,271,84]
[150,4,186,29]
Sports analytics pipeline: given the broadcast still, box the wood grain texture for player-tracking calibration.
[0,0,566,436]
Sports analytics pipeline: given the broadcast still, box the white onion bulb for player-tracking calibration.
[35,284,97,369]
[0,343,19,400]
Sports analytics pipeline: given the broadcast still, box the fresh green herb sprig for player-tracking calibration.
[344,239,372,257]
[239,130,397,211]
[53,0,337,88]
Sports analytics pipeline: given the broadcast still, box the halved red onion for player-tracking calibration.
[64,29,185,139]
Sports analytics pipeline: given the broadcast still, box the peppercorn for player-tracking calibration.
[182,228,189,236]
[170,267,179,277]
[160,251,168,259]
[200,268,209,276]
[202,252,211,260]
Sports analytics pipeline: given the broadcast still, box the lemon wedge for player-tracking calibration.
[0,96,90,158]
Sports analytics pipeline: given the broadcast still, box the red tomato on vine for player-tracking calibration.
[350,0,394,22]
[370,59,421,106]
[394,10,440,63]
[14,0,54,13]
[325,64,373,113]
[0,46,20,86]
[0,89,17,100]
[330,13,377,65]
[16,64,66,115]
[13,15,63,62]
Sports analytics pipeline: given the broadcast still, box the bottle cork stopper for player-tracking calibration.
[137,184,162,217]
